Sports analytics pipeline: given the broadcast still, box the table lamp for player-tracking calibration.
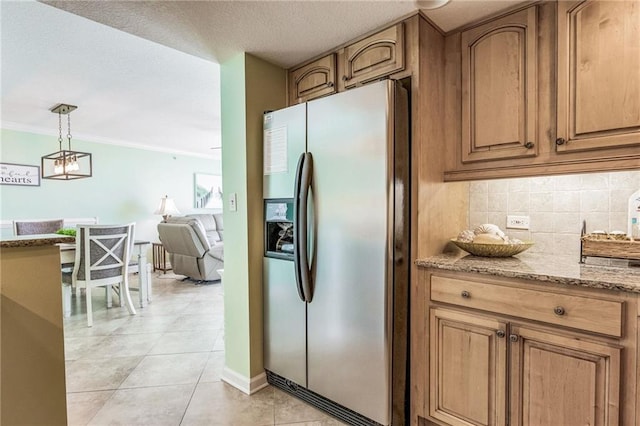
[154,195,180,221]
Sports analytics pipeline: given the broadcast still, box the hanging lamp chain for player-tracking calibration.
[58,111,63,151]
[67,112,72,150]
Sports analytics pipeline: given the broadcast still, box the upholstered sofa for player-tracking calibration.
[186,213,223,246]
[157,213,223,281]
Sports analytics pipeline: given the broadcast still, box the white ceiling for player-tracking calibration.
[1,0,526,159]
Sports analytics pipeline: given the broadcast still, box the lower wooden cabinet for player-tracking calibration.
[429,308,621,426]
[429,308,507,426]
[509,325,620,426]
[413,269,637,426]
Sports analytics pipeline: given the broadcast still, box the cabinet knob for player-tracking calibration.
[496,330,506,338]
[461,291,470,299]
[342,75,349,81]
[524,141,535,149]
[327,81,334,88]
[555,138,566,146]
[554,306,566,316]
[509,334,519,342]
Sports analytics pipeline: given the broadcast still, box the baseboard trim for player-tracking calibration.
[221,367,268,395]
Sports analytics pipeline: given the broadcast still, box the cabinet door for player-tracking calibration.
[556,1,640,153]
[429,308,507,426]
[509,325,621,426]
[288,54,336,105]
[461,7,538,163]
[342,23,404,89]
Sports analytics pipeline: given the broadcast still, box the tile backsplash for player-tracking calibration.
[468,170,640,257]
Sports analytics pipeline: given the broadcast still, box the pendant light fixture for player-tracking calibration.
[41,103,92,180]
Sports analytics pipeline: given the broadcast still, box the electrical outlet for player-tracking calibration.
[506,215,530,230]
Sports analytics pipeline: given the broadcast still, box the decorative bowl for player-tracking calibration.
[451,239,534,257]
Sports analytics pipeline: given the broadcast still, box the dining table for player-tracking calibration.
[59,240,152,317]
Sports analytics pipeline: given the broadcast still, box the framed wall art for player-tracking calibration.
[194,173,222,209]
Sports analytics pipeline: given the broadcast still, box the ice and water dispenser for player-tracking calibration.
[264,199,294,260]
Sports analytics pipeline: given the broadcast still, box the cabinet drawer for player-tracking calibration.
[430,275,623,337]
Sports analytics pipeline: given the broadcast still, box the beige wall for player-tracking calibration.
[244,54,287,377]
[467,170,640,259]
[220,52,286,381]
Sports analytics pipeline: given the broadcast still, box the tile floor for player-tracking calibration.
[63,272,347,426]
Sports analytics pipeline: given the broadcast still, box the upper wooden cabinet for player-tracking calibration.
[444,0,640,181]
[461,6,538,163]
[288,22,407,104]
[341,23,405,89]
[288,53,336,105]
[556,0,640,153]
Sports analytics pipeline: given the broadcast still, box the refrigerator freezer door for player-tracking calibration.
[263,257,307,387]
[306,81,394,424]
[263,104,307,200]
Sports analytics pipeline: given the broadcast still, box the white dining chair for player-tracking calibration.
[62,223,137,327]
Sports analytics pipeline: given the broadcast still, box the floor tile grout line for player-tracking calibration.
[83,389,118,426]
[178,347,214,425]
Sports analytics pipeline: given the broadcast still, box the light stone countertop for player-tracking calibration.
[416,252,640,294]
[0,234,75,248]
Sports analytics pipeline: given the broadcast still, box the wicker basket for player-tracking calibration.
[451,239,534,257]
[581,237,640,261]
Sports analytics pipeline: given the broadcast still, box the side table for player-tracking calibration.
[152,242,172,273]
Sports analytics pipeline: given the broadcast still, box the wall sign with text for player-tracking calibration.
[0,163,41,186]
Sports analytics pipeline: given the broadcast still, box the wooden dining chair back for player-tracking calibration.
[63,223,137,327]
[13,218,64,235]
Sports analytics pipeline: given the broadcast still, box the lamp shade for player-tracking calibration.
[154,195,180,218]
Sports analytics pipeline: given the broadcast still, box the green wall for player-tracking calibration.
[220,53,286,380]
[0,128,218,242]
[2,51,285,386]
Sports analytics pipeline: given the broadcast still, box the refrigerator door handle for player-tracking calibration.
[298,152,314,302]
[293,153,306,302]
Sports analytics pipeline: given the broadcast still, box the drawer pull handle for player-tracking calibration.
[496,330,506,338]
[554,306,566,316]
[509,334,519,342]
[461,291,470,299]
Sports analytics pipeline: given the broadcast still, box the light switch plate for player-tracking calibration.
[229,193,237,212]
[506,215,530,230]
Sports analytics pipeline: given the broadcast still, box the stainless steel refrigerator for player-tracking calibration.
[263,80,409,426]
